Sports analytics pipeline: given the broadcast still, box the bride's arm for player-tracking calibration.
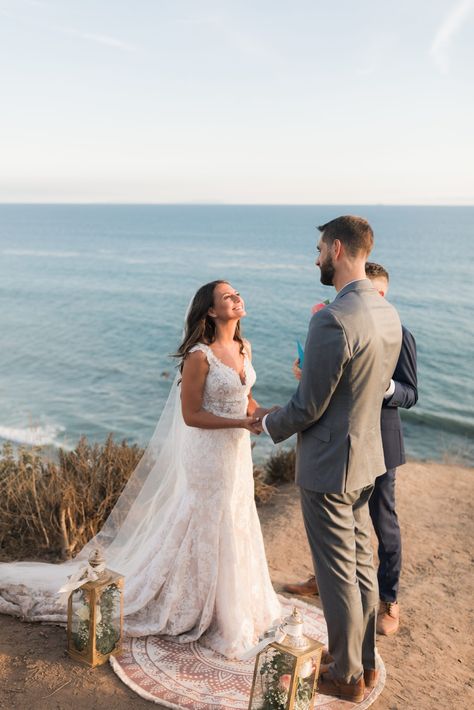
[181,350,260,432]
[247,393,259,416]
[243,340,260,416]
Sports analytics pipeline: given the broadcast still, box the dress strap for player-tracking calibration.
[188,343,212,363]
[189,342,248,370]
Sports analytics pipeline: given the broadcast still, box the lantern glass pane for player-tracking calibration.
[95,583,121,655]
[250,646,296,709]
[70,588,91,652]
[294,655,318,710]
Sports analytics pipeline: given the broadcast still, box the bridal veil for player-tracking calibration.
[0,370,188,622]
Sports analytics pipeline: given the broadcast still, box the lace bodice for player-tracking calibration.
[189,342,256,418]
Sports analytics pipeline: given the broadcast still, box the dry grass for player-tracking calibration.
[253,467,277,506]
[0,436,143,562]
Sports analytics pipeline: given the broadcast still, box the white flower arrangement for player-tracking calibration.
[74,603,102,624]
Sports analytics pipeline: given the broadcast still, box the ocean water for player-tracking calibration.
[0,204,473,465]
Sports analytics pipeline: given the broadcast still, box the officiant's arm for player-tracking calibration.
[265,309,350,443]
[384,327,418,410]
[181,351,260,432]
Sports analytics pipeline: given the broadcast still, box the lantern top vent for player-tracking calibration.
[280,607,311,650]
[89,548,106,570]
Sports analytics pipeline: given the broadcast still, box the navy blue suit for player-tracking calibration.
[370,326,418,602]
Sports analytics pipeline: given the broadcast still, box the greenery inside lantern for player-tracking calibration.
[67,549,124,667]
[248,608,323,710]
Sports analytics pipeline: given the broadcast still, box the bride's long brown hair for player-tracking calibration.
[174,280,245,373]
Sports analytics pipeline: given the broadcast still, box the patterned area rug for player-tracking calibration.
[110,598,385,709]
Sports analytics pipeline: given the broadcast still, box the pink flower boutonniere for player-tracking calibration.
[311,299,330,314]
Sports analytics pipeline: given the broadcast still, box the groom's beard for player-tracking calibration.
[319,254,335,286]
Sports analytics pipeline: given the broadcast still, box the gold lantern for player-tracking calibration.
[248,608,324,710]
[66,549,124,667]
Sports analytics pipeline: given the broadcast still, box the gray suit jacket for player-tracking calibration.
[265,279,402,493]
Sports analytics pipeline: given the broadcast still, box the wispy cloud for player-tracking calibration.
[0,5,137,52]
[430,0,474,74]
[66,30,137,52]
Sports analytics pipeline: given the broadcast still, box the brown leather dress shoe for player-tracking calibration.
[318,672,365,703]
[318,648,334,674]
[363,668,380,688]
[282,575,319,596]
[319,652,379,688]
[376,600,400,636]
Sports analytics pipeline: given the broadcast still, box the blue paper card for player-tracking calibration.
[297,340,305,367]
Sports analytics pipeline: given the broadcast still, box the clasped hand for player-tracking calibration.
[242,411,266,435]
[241,418,260,434]
[242,406,280,435]
[244,361,300,434]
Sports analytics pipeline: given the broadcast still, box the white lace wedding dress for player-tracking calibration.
[0,342,280,659]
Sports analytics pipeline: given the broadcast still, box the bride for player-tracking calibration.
[0,279,281,658]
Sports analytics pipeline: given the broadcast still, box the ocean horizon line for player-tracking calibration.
[1,202,473,208]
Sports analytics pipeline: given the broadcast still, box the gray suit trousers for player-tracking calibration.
[300,485,379,684]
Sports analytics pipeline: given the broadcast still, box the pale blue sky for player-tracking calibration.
[0,0,473,203]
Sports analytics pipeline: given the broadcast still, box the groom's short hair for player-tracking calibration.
[318,216,374,256]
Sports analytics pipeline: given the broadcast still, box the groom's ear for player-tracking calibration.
[333,238,343,259]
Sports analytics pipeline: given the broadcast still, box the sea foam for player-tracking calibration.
[0,424,65,447]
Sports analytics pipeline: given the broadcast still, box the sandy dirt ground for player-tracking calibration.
[1,460,473,709]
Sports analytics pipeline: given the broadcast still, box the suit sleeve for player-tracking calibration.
[265,309,350,443]
[384,327,418,410]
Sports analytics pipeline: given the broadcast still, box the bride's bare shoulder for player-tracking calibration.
[183,345,210,368]
[181,350,209,387]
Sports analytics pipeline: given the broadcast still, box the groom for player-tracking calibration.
[256,216,402,702]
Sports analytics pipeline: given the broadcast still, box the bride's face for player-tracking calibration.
[209,283,246,322]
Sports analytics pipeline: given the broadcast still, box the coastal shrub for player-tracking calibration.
[264,447,296,485]
[0,444,58,560]
[253,467,277,506]
[0,436,143,562]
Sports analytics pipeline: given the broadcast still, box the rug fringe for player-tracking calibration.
[109,654,183,709]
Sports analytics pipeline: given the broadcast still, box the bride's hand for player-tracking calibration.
[240,416,262,434]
